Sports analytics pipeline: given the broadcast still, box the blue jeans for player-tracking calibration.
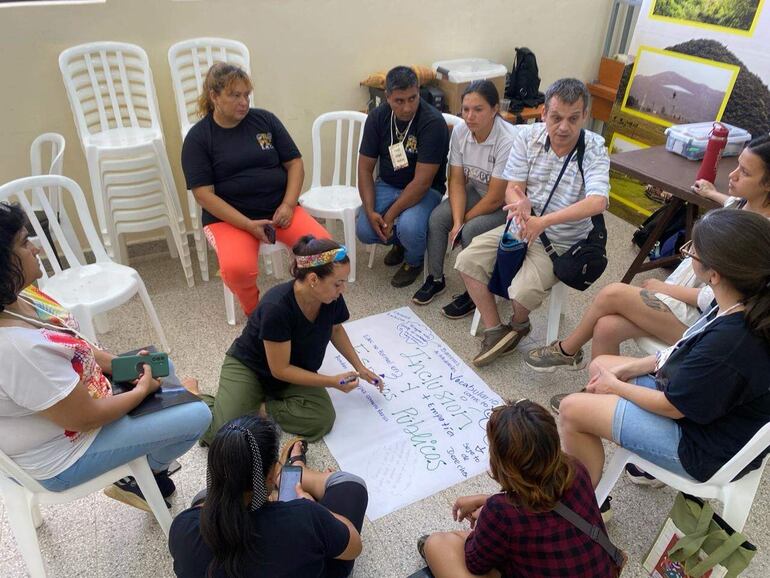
[612,374,691,478]
[356,180,443,266]
[39,401,212,491]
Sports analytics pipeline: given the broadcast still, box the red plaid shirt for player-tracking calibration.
[464,462,616,577]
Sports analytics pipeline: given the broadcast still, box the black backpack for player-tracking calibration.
[505,47,545,112]
[632,202,687,262]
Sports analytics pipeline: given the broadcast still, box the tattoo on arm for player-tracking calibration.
[640,289,671,312]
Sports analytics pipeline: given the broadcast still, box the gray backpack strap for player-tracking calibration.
[553,501,625,568]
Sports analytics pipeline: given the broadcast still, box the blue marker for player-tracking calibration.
[339,375,358,385]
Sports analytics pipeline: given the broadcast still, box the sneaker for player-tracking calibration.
[625,464,665,488]
[472,322,531,367]
[526,341,586,373]
[600,496,613,524]
[441,292,476,319]
[103,474,175,512]
[384,244,405,266]
[391,263,424,288]
[549,388,586,414]
[412,275,446,305]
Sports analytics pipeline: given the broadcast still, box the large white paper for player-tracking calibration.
[321,307,503,520]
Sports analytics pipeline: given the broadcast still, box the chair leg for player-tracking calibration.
[164,228,179,260]
[135,278,171,352]
[224,284,237,326]
[1,481,47,577]
[546,282,567,344]
[470,308,481,337]
[595,448,631,505]
[342,209,357,283]
[70,305,98,344]
[720,473,762,532]
[367,244,376,269]
[271,250,286,279]
[128,457,173,537]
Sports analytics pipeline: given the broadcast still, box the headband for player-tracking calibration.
[295,246,347,269]
[206,424,268,511]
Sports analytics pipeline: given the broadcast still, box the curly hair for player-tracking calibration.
[0,202,27,312]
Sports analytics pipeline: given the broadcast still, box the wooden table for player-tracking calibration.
[610,145,735,282]
[501,104,544,125]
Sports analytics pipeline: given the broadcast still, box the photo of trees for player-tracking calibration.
[651,0,763,33]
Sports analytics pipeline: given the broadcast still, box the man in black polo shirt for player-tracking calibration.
[356,66,449,287]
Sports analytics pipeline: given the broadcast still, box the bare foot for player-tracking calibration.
[181,377,200,395]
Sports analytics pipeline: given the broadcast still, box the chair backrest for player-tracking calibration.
[310,111,368,189]
[58,42,162,141]
[167,37,251,139]
[0,445,47,493]
[29,133,66,213]
[442,112,465,130]
[0,175,110,275]
[708,421,770,485]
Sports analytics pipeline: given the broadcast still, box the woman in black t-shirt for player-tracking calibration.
[559,210,770,496]
[181,63,330,316]
[198,237,383,445]
[169,415,368,578]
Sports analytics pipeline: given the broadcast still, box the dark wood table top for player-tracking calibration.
[610,145,734,210]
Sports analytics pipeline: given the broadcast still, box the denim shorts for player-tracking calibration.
[611,374,690,478]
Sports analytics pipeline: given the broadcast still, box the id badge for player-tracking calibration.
[388,142,409,170]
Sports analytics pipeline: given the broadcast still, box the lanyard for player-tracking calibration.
[390,111,414,147]
[1,296,100,348]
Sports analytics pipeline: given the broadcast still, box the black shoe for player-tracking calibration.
[625,464,665,488]
[412,275,446,305]
[441,292,476,319]
[384,244,405,266]
[600,496,613,524]
[391,263,424,288]
[103,474,175,512]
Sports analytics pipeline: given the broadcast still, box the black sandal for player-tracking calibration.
[280,437,308,466]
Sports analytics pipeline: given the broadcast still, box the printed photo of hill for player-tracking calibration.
[622,47,739,126]
[651,0,762,33]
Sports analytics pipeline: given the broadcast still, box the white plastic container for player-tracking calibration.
[664,122,751,161]
[432,58,508,114]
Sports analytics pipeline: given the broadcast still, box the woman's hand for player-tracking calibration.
[640,278,669,294]
[452,494,487,528]
[357,367,384,392]
[134,364,162,396]
[691,179,718,200]
[272,203,295,229]
[245,219,274,242]
[330,371,360,393]
[448,221,464,248]
[585,366,621,395]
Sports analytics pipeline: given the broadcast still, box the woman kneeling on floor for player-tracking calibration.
[169,415,367,577]
[419,400,618,578]
[559,209,770,503]
[198,236,382,445]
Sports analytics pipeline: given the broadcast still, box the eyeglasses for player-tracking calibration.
[679,239,700,262]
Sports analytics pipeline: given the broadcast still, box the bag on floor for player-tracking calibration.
[632,201,687,252]
[488,219,527,299]
[643,493,756,578]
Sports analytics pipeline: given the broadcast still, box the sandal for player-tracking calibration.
[416,534,429,561]
[279,437,308,466]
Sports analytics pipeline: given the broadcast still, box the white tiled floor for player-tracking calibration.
[1,213,769,577]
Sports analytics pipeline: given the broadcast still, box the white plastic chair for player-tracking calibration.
[168,37,251,283]
[0,447,171,577]
[366,113,464,270]
[470,281,567,345]
[59,42,194,287]
[0,175,170,351]
[299,111,368,282]
[596,422,770,532]
[635,335,667,355]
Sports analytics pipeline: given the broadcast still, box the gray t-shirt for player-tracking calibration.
[449,116,520,197]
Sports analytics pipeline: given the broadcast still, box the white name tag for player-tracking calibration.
[388,142,409,170]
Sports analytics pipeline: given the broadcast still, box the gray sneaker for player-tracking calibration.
[472,322,531,367]
[526,341,586,373]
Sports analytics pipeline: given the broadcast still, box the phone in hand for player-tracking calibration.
[112,352,170,383]
[264,223,276,244]
[278,465,303,501]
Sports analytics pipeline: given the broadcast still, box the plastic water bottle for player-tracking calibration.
[695,122,730,184]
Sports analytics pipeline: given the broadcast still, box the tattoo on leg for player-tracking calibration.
[640,289,670,312]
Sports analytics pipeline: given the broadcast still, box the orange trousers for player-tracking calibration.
[204,207,330,315]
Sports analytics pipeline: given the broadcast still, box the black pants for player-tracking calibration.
[321,473,368,578]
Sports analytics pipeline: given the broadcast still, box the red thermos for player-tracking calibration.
[696,122,730,184]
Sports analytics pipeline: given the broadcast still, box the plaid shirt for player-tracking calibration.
[464,462,616,577]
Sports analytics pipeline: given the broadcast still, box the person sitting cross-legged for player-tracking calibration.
[453,78,610,367]
[356,65,450,288]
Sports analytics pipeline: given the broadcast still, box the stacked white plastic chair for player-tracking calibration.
[299,111,368,282]
[59,42,194,287]
[0,446,171,577]
[0,175,170,351]
[168,38,289,324]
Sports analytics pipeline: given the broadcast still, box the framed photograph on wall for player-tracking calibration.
[650,0,765,36]
[620,45,740,128]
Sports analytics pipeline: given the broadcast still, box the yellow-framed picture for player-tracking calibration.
[620,46,739,128]
[608,133,650,155]
[650,0,765,37]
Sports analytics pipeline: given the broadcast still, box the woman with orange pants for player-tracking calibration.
[182,62,330,314]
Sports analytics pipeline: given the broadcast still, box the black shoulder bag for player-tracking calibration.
[537,130,608,291]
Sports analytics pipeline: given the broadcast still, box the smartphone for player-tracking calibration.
[264,223,276,244]
[112,352,170,383]
[278,465,303,501]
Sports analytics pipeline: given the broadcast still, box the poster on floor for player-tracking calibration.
[321,307,502,520]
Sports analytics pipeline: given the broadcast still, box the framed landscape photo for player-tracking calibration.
[650,0,765,36]
[620,46,740,128]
